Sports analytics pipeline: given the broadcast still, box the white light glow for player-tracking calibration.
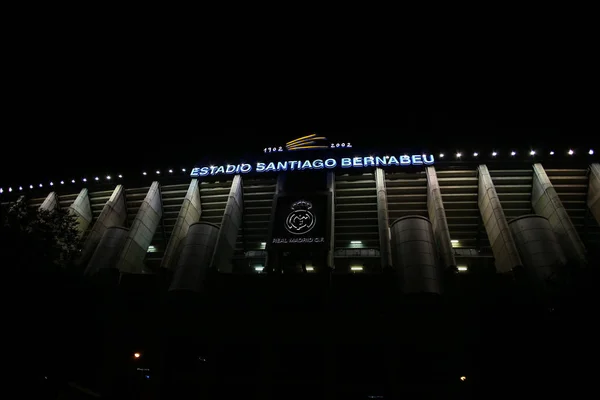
[254,266,264,272]
[589,149,594,155]
[182,168,186,172]
[351,241,362,244]
[30,185,33,189]
[118,174,123,178]
[94,177,99,181]
[143,172,147,175]
[156,171,160,174]
[511,151,516,156]
[169,169,173,173]
[492,151,497,156]
[39,184,42,187]
[530,150,536,155]
[71,180,75,183]
[60,181,64,185]
[473,152,478,157]
[8,187,12,192]
[550,151,554,155]
[451,240,459,243]
[351,266,364,271]
[306,267,314,271]
[456,152,462,158]
[19,186,22,190]
[458,266,468,272]
[147,246,157,253]
[106,176,111,180]
[568,149,574,155]
[50,182,53,186]
[439,153,444,158]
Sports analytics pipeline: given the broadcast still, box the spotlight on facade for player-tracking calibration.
[260,242,266,249]
[39,183,43,187]
[156,171,160,174]
[60,181,64,185]
[439,153,444,158]
[118,174,123,178]
[451,240,459,247]
[492,151,497,156]
[350,266,364,272]
[143,172,147,175]
[530,150,536,156]
[457,266,468,272]
[83,178,87,182]
[94,177,99,181]
[71,180,75,183]
[182,168,186,172]
[168,169,173,173]
[0,188,2,194]
[589,149,594,155]
[30,185,33,189]
[254,265,264,272]
[568,149,574,155]
[306,267,315,272]
[473,152,478,157]
[8,187,12,192]
[50,182,54,186]
[456,152,462,158]
[19,186,22,191]
[351,241,362,244]
[550,151,554,155]
[106,176,111,180]
[511,151,516,156]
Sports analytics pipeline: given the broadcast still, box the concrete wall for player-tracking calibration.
[426,166,456,270]
[588,163,600,225]
[509,215,566,288]
[532,163,587,266]
[78,185,127,267]
[161,179,202,270]
[39,192,59,211]
[84,226,129,276]
[169,222,220,292]
[390,216,441,294]
[478,165,523,273]
[211,175,243,273]
[116,181,163,274]
[375,168,392,269]
[69,188,93,237]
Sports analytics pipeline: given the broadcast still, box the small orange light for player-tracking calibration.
[134,353,141,359]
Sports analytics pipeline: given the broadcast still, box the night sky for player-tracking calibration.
[1,111,595,190]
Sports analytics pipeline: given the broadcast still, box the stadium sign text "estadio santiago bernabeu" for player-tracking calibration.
[190,154,435,178]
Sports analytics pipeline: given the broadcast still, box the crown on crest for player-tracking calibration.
[290,200,312,210]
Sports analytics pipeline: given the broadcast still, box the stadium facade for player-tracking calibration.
[2,135,600,293]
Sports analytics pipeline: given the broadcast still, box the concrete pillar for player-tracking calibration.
[84,226,129,276]
[508,215,566,287]
[78,185,127,267]
[265,174,285,273]
[116,181,163,274]
[390,216,441,294]
[326,171,336,269]
[375,168,392,269]
[161,179,202,270]
[39,192,59,211]
[211,175,243,273]
[169,222,219,292]
[588,163,600,225]
[425,166,456,270]
[532,163,587,265]
[69,188,93,237]
[478,165,523,273]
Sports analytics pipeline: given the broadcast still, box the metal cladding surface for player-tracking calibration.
[84,226,129,276]
[509,215,566,285]
[390,215,441,295]
[169,222,220,292]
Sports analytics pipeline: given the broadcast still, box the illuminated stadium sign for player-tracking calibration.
[190,154,435,178]
[264,133,351,153]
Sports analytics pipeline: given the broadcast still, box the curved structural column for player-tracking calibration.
[211,175,243,273]
[39,192,59,211]
[478,165,523,273]
[78,185,127,267]
[169,222,219,292]
[69,188,93,237]
[390,216,441,294]
[161,179,202,270]
[508,215,566,287]
[532,163,587,266]
[425,166,456,270]
[84,226,129,276]
[375,168,392,269]
[588,163,600,226]
[116,181,163,274]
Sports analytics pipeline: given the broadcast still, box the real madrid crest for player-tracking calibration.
[285,200,316,235]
